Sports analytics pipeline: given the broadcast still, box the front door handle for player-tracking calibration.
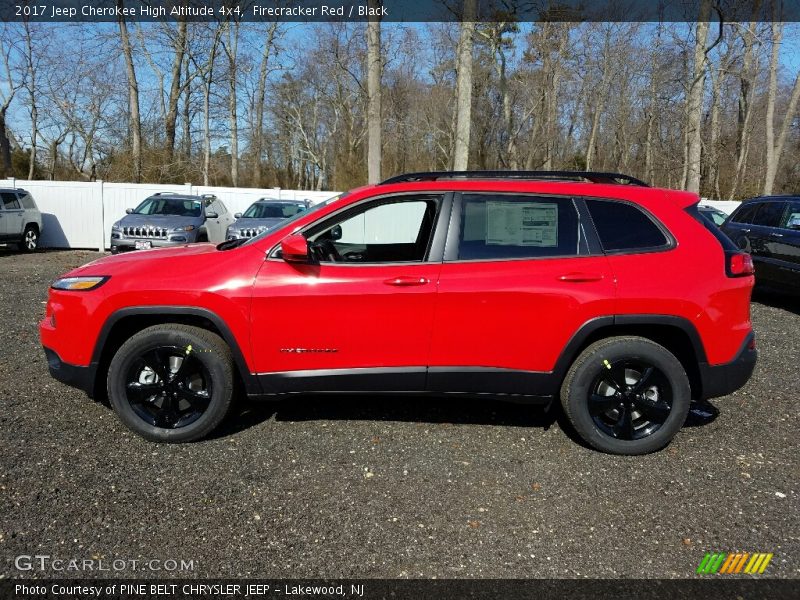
[740,228,751,234]
[384,276,430,287]
[557,272,604,283]
[769,232,784,238]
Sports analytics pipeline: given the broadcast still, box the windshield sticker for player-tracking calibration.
[486,201,558,247]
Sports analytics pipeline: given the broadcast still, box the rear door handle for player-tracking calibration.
[741,228,751,233]
[557,272,604,283]
[384,276,430,287]
[769,232,784,238]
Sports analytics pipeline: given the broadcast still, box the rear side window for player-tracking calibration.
[456,194,579,260]
[19,192,36,210]
[1,192,20,210]
[585,199,668,252]
[731,202,760,224]
[751,201,786,227]
[782,201,800,230]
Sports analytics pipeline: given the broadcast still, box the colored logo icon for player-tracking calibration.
[697,552,773,574]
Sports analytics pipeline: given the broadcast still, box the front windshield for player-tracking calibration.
[134,197,202,217]
[243,202,306,219]
[240,193,347,247]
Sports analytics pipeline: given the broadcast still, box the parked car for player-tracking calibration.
[41,170,757,455]
[110,193,234,253]
[698,205,728,226]
[226,199,310,240]
[0,187,43,252]
[720,195,800,291]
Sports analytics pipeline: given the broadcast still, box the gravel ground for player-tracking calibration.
[0,249,797,580]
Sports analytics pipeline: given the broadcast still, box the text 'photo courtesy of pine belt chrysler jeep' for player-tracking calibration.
[0,187,43,251]
[110,193,234,253]
[41,171,758,455]
[226,199,311,240]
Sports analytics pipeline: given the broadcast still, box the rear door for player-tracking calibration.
[429,192,615,395]
[748,200,788,284]
[0,192,24,239]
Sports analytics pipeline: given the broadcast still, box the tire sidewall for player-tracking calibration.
[564,339,691,455]
[108,328,232,442]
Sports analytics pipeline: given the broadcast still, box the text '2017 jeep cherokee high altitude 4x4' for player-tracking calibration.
[40,171,757,454]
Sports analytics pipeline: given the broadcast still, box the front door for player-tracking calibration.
[250,193,447,393]
[0,192,23,239]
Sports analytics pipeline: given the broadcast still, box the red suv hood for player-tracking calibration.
[65,243,220,277]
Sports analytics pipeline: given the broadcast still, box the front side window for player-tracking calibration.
[1,192,21,210]
[456,194,579,260]
[586,199,668,252]
[307,195,441,263]
[751,201,786,228]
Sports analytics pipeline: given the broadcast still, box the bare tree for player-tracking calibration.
[366,0,382,183]
[118,2,142,182]
[453,0,476,170]
[222,21,240,186]
[763,14,800,195]
[684,0,712,193]
[252,23,279,187]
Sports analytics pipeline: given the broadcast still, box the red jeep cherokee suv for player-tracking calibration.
[40,171,757,454]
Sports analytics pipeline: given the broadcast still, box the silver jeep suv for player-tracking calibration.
[110,193,233,253]
[226,199,310,240]
[1,188,43,252]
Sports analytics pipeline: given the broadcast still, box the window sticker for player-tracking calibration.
[486,201,558,247]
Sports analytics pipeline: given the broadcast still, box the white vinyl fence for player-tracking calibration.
[4,178,338,250]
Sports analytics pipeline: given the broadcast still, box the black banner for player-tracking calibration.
[3,0,800,23]
[3,579,799,600]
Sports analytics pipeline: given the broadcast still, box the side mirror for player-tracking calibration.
[281,234,309,263]
[206,211,218,219]
[234,212,242,219]
[330,224,342,241]
[125,208,134,214]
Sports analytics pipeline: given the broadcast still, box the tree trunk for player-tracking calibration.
[118,3,142,182]
[23,22,37,180]
[165,18,188,162]
[226,23,240,187]
[252,24,278,187]
[182,53,191,159]
[0,110,12,177]
[453,0,477,171]
[366,0,382,184]
[765,68,800,195]
[684,0,712,194]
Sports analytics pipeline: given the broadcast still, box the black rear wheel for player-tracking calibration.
[107,324,234,442]
[561,337,691,455]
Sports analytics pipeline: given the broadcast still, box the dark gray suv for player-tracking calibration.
[111,193,233,253]
[721,195,800,292]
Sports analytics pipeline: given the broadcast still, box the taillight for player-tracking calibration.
[726,251,754,277]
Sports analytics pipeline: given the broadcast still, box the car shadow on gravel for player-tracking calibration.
[751,287,800,316]
[267,394,559,429]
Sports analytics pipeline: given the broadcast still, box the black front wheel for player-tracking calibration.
[107,324,234,442]
[560,337,691,455]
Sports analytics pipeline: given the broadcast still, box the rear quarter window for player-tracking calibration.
[730,202,759,224]
[585,199,668,252]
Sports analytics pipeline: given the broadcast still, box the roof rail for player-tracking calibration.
[380,170,649,187]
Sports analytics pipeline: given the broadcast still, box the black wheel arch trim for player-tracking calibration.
[552,314,709,380]
[91,306,260,396]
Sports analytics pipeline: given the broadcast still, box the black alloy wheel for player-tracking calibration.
[588,359,673,440]
[125,346,213,429]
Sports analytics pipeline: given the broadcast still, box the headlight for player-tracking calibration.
[111,222,121,231]
[51,276,109,291]
[171,225,196,232]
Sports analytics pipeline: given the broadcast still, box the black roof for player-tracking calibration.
[380,170,649,187]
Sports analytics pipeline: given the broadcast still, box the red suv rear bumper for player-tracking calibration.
[697,332,757,400]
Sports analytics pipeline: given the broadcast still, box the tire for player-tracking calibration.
[107,324,235,442]
[560,336,691,455]
[20,225,39,252]
[196,232,209,243]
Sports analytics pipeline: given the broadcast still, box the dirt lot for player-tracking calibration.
[0,249,798,579]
